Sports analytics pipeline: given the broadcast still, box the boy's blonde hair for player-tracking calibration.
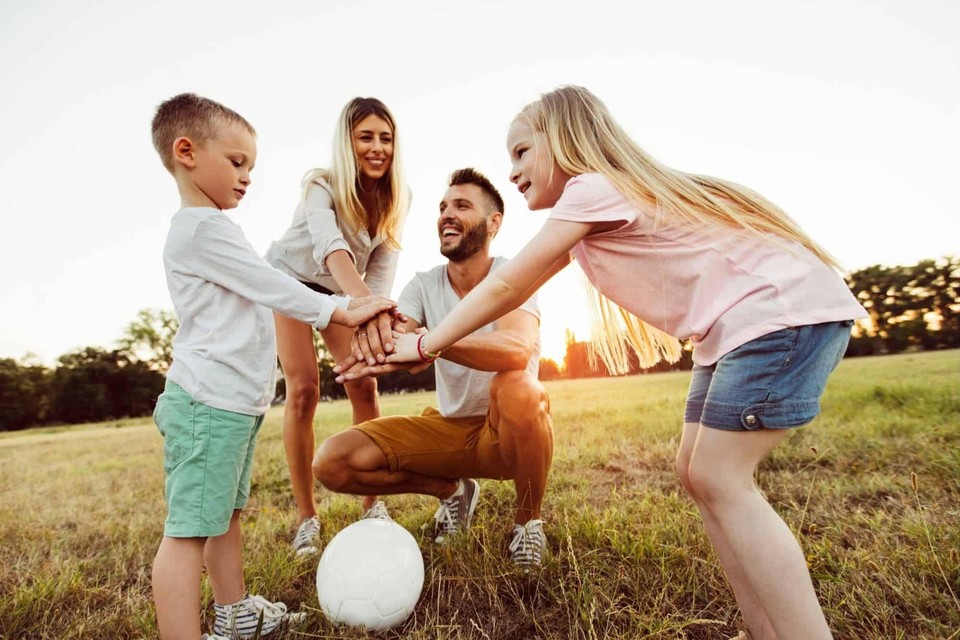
[303,98,407,250]
[521,85,840,373]
[151,93,256,174]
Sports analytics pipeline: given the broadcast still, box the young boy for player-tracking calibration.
[149,93,396,640]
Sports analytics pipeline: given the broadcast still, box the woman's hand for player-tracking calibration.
[351,310,400,365]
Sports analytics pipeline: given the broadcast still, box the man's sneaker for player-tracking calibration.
[509,519,546,569]
[213,594,307,638]
[361,500,392,521]
[291,516,320,555]
[433,479,480,543]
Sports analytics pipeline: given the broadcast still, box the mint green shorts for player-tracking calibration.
[153,380,264,538]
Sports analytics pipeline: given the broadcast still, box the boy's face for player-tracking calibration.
[176,122,257,210]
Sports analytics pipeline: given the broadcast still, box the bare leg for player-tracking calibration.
[677,422,777,639]
[275,312,321,524]
[319,323,382,512]
[153,536,205,639]
[488,371,553,524]
[204,510,245,605]
[689,427,833,640]
[314,429,459,499]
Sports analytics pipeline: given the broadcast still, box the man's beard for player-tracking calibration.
[441,218,488,263]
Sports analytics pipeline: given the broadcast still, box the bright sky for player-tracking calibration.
[1,0,957,366]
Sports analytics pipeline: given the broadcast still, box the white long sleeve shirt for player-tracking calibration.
[163,207,348,415]
[264,178,401,296]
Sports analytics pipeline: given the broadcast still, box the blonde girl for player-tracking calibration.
[266,97,409,554]
[353,86,864,639]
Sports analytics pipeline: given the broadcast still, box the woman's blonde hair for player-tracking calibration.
[521,85,839,374]
[303,97,407,249]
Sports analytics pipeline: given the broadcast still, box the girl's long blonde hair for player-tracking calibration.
[303,97,407,249]
[522,85,839,374]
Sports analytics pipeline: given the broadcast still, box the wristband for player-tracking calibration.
[417,333,441,362]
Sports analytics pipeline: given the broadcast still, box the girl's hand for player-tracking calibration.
[384,330,426,364]
[331,295,396,328]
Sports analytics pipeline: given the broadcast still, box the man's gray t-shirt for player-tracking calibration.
[397,256,541,418]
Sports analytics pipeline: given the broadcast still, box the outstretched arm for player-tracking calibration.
[386,218,591,363]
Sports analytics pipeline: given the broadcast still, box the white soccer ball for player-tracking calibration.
[316,519,425,630]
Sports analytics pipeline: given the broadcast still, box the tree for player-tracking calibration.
[538,358,562,381]
[0,356,50,430]
[118,308,178,373]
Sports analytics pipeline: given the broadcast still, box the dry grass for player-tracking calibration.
[0,350,957,639]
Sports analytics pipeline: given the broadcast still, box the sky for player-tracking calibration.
[1,0,957,366]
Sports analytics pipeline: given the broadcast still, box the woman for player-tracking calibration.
[266,97,409,554]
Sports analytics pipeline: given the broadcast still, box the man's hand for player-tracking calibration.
[334,359,433,384]
[330,295,396,328]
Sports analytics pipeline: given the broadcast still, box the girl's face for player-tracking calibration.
[352,114,393,185]
[507,118,571,210]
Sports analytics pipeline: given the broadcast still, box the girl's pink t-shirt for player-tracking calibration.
[548,173,867,366]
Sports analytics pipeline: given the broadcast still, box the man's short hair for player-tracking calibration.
[448,167,504,216]
[151,93,256,173]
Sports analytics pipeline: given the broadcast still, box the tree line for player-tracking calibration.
[1,256,956,431]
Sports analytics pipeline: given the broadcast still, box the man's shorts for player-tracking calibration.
[354,407,510,479]
[684,320,853,431]
[153,380,264,537]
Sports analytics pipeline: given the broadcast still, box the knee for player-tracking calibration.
[675,450,695,499]
[492,371,550,431]
[286,378,319,417]
[686,457,742,507]
[344,377,378,407]
[312,438,350,492]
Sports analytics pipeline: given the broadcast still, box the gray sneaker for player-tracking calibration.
[508,519,546,569]
[291,516,320,555]
[213,594,307,638]
[361,500,392,521]
[433,479,480,543]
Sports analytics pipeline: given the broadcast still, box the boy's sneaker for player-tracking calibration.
[213,594,306,638]
[433,479,480,543]
[508,519,546,569]
[291,516,320,555]
[361,500,392,521]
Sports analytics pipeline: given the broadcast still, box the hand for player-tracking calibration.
[333,359,432,384]
[351,311,395,366]
[331,295,396,328]
[382,329,427,364]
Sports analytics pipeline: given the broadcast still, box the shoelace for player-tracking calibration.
[246,594,287,618]
[363,501,391,520]
[509,522,544,565]
[433,496,461,535]
[292,517,319,548]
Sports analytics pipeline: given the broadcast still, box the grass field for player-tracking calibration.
[1,350,957,639]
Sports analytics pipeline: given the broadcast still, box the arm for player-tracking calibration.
[188,217,395,329]
[386,218,590,363]
[440,308,538,372]
[362,244,401,298]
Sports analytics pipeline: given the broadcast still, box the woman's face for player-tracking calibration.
[352,114,393,184]
[506,118,571,210]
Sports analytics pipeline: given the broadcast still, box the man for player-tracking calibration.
[313,168,553,568]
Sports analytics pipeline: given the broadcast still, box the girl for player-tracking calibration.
[367,86,864,639]
[266,97,409,554]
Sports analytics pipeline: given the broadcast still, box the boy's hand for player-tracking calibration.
[330,295,396,328]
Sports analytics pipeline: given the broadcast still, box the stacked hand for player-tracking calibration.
[334,329,430,383]
[332,295,398,328]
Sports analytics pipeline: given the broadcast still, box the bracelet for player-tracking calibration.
[416,333,441,362]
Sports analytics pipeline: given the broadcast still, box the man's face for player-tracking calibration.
[438,184,494,262]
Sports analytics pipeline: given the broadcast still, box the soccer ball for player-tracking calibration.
[316,519,425,630]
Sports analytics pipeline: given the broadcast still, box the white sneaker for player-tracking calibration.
[291,516,320,555]
[433,479,480,543]
[201,635,231,640]
[361,500,392,521]
[509,519,546,569]
[213,594,307,638]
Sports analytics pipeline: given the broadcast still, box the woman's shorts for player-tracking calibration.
[153,380,264,537]
[683,320,853,431]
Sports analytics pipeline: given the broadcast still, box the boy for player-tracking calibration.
[150,93,395,640]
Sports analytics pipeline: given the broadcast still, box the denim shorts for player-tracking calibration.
[153,380,264,537]
[684,321,853,431]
